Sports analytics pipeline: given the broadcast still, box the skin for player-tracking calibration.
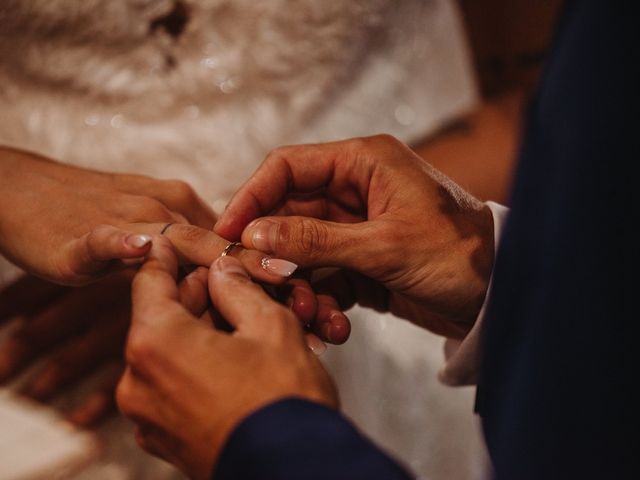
[116,135,496,476]
[216,134,496,339]
[116,238,337,480]
[0,147,345,424]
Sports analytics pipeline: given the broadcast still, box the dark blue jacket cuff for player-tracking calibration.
[214,398,412,480]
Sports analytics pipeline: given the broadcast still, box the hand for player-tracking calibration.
[0,147,215,285]
[116,237,337,479]
[0,147,331,304]
[0,273,131,427]
[215,135,495,338]
[0,267,334,428]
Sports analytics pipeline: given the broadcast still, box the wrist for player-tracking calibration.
[439,201,510,386]
[452,203,495,328]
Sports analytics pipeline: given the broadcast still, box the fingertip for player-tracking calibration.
[210,256,250,279]
[261,258,298,277]
[328,314,351,344]
[188,266,209,282]
[316,312,350,344]
[125,234,152,250]
[305,333,327,355]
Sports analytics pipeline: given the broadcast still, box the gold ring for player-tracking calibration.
[220,241,242,257]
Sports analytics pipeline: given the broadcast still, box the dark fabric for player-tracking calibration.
[214,398,412,480]
[214,2,638,479]
[479,1,637,479]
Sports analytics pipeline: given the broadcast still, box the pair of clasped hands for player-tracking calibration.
[0,135,494,479]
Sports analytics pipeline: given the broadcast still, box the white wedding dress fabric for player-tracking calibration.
[0,1,488,478]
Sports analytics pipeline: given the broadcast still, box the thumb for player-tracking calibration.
[61,225,153,285]
[241,216,371,271]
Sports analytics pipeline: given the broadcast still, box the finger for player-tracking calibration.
[113,175,217,229]
[178,267,210,315]
[215,139,369,240]
[240,216,374,271]
[131,235,183,329]
[310,294,351,345]
[63,225,153,284]
[305,333,327,356]
[67,363,122,427]
[0,278,127,382]
[116,367,162,425]
[278,277,318,326]
[208,256,299,341]
[278,276,350,344]
[273,196,365,224]
[126,223,298,285]
[20,311,128,401]
[0,275,69,325]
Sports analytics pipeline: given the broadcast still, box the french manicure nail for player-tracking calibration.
[261,258,298,277]
[127,234,152,248]
[250,220,278,252]
[306,335,327,355]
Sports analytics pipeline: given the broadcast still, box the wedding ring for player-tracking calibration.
[220,241,242,257]
[160,223,174,235]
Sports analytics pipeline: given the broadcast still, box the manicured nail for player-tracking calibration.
[261,258,297,277]
[126,234,152,248]
[248,219,278,252]
[215,256,249,277]
[306,335,327,355]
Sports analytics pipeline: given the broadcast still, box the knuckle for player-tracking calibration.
[164,179,197,206]
[378,225,404,248]
[372,133,400,145]
[115,379,134,415]
[125,334,157,371]
[173,224,208,243]
[136,197,174,222]
[284,218,328,258]
[51,253,87,286]
[264,146,289,162]
[265,307,298,340]
[352,134,403,156]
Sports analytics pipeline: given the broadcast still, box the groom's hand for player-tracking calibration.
[116,237,337,480]
[215,135,495,337]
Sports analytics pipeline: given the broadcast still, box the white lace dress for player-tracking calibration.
[0,1,488,478]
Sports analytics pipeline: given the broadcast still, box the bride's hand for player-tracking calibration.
[0,273,132,427]
[0,146,216,285]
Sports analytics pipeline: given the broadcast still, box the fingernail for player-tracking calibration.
[248,220,278,252]
[321,322,334,343]
[126,234,152,248]
[261,258,298,277]
[306,335,327,355]
[215,256,249,277]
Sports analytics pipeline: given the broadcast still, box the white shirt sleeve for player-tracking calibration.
[438,201,510,386]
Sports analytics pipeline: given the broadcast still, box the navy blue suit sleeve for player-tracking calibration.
[214,398,413,480]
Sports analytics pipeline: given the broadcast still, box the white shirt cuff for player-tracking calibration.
[438,201,510,386]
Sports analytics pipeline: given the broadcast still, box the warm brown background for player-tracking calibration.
[415,0,563,204]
